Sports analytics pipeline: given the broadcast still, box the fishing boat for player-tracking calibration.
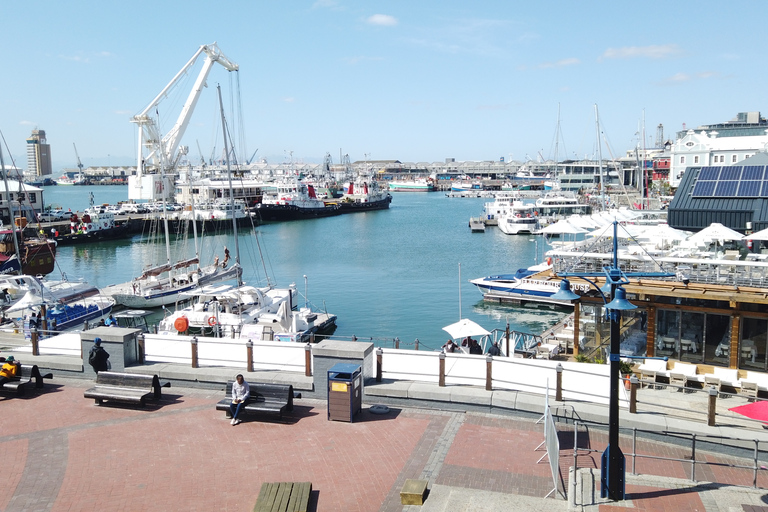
[255,177,342,221]
[54,210,129,245]
[388,178,435,192]
[0,224,56,276]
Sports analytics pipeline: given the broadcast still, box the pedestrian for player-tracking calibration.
[229,374,250,425]
[88,337,110,374]
[29,312,39,330]
[0,355,19,385]
[442,339,457,353]
[488,342,501,357]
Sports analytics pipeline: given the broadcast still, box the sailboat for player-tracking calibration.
[158,85,337,341]
[101,44,243,308]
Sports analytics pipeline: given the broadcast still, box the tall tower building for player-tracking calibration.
[26,129,52,176]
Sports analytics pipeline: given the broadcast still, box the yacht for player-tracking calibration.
[497,201,540,235]
[470,261,580,307]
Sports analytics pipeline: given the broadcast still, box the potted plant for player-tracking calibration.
[620,360,634,389]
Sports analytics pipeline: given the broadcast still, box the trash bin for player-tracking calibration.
[327,363,362,422]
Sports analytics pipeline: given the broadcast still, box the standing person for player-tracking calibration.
[442,339,457,353]
[88,338,110,374]
[0,356,19,385]
[229,374,250,425]
[488,342,501,357]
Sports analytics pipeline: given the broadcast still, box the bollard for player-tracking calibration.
[395,337,400,349]
[309,332,315,344]
[415,338,419,351]
[246,340,254,373]
[304,343,312,377]
[376,348,383,382]
[31,328,39,356]
[707,386,718,426]
[191,336,199,369]
[137,333,145,364]
[438,351,445,387]
[555,363,563,402]
[629,375,639,414]
[485,354,492,391]
[83,321,88,331]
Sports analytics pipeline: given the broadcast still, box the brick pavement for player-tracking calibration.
[2,378,768,511]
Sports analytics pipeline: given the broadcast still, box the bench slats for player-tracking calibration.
[84,372,166,407]
[254,482,312,512]
[218,381,294,421]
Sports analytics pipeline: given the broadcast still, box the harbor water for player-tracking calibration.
[42,185,568,350]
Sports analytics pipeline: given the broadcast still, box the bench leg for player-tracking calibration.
[95,399,103,405]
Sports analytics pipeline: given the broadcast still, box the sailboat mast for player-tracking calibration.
[595,104,605,209]
[217,85,242,287]
[0,143,23,269]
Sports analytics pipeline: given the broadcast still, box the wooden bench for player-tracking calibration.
[215,381,296,421]
[84,372,171,406]
[0,364,53,396]
[254,482,312,512]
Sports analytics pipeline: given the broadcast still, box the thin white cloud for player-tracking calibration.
[538,57,580,69]
[366,14,398,27]
[19,120,35,126]
[601,44,680,60]
[283,97,296,103]
[658,71,721,85]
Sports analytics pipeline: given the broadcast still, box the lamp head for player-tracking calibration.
[605,287,637,311]
[600,281,613,296]
[550,279,581,302]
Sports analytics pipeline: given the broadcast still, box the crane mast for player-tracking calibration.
[129,42,238,201]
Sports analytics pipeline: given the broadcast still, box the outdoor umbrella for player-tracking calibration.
[686,223,744,245]
[442,318,490,340]
[540,219,587,235]
[745,226,768,241]
[729,401,768,423]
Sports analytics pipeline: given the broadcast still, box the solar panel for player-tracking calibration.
[721,166,742,180]
[738,180,762,196]
[743,165,765,180]
[715,180,739,196]
[698,167,721,180]
[692,181,716,196]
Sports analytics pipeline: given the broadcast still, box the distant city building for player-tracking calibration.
[669,112,768,188]
[26,130,52,177]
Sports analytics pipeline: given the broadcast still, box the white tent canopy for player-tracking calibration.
[442,318,490,340]
[745,226,768,241]
[540,219,587,235]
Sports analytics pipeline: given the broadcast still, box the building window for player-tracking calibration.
[29,193,36,203]
[680,156,685,164]
[732,154,738,163]
[720,155,725,163]
[694,156,699,164]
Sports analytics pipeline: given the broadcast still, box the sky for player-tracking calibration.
[2,1,766,172]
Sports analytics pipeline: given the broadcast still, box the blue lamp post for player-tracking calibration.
[551,220,673,501]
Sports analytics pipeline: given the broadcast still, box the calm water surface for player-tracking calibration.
[43,185,568,350]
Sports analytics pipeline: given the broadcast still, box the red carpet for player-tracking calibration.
[729,401,768,422]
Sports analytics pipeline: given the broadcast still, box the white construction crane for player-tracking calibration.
[129,42,238,200]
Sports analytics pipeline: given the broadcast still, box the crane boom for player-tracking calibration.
[130,42,238,200]
[73,143,84,175]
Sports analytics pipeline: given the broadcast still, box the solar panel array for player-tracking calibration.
[692,165,768,197]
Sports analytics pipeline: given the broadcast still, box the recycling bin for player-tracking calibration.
[327,363,362,422]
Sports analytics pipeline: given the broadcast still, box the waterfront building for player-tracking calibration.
[668,154,768,232]
[26,129,52,177]
[669,112,768,188]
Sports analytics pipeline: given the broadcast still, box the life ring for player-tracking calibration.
[207,316,218,326]
[516,214,521,218]
[546,257,553,265]
[174,316,189,332]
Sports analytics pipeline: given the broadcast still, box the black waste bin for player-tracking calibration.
[327,363,362,422]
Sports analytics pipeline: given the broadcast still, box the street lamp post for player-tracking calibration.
[551,220,674,501]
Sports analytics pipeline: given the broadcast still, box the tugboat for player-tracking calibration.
[335,175,392,213]
[255,177,342,221]
[0,217,56,276]
[54,210,129,245]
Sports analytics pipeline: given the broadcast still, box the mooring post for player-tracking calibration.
[485,354,492,391]
[555,363,563,402]
[707,386,718,426]
[376,348,383,382]
[137,333,145,364]
[246,340,254,373]
[304,343,312,377]
[191,336,198,369]
[629,375,639,413]
[438,351,445,387]
[31,328,39,356]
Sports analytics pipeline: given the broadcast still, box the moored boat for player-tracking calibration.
[334,176,392,212]
[256,177,342,221]
[388,178,434,192]
[470,261,579,307]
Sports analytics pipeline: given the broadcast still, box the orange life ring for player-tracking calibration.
[174,316,189,332]
[207,316,217,326]
[546,257,553,265]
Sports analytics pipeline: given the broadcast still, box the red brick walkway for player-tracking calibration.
[1,379,766,511]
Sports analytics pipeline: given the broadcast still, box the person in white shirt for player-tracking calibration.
[229,374,250,425]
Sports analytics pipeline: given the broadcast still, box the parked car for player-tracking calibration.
[37,210,69,222]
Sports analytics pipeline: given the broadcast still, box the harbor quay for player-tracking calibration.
[4,330,768,510]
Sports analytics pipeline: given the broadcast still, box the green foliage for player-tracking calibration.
[619,360,633,375]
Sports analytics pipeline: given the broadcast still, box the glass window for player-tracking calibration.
[28,193,36,203]
[680,156,686,164]
[619,309,647,357]
[706,314,731,366]
[655,309,680,358]
[732,155,738,163]
[741,317,768,370]
[694,156,700,164]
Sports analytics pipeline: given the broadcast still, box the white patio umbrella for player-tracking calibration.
[442,318,490,340]
[540,219,587,235]
[686,223,744,245]
[745,226,768,241]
